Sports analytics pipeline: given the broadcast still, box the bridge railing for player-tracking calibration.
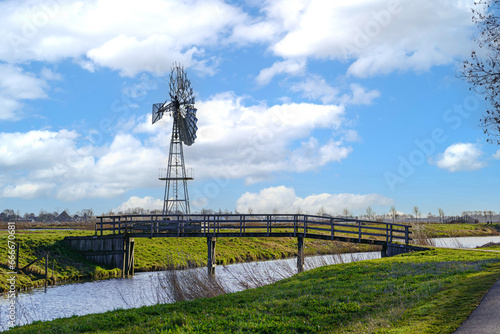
[96,214,411,245]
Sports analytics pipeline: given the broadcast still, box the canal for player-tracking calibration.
[1,235,500,330]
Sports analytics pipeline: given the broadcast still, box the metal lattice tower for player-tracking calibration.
[159,109,193,214]
[152,64,198,215]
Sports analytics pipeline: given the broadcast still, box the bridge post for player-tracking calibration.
[381,244,387,258]
[124,237,135,276]
[297,236,304,273]
[207,237,216,276]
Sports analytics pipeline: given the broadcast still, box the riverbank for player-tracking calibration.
[8,248,500,333]
[421,222,499,237]
[1,223,498,292]
[0,230,377,292]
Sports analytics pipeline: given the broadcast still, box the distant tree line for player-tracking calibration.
[0,208,95,223]
[1,207,498,224]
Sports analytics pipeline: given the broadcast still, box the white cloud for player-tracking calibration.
[340,83,380,105]
[290,75,339,104]
[492,150,500,160]
[236,186,393,214]
[256,59,306,85]
[184,92,353,184]
[0,64,49,120]
[0,0,477,81]
[435,143,486,172]
[114,196,163,213]
[0,92,354,201]
[291,77,380,105]
[0,0,246,76]
[266,0,475,77]
[0,129,164,200]
[0,129,79,169]
[1,182,54,199]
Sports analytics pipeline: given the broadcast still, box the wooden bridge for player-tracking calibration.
[66,214,418,276]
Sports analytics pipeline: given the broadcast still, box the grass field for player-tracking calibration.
[8,248,500,333]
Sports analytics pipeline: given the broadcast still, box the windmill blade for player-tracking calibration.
[178,106,198,146]
[152,101,174,124]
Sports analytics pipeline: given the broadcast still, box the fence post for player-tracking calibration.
[15,243,19,270]
[239,215,242,237]
[267,215,270,236]
[358,220,362,242]
[293,215,297,237]
[331,218,334,240]
[405,225,409,245]
[207,237,216,276]
[45,251,49,279]
[297,236,304,273]
[304,216,307,236]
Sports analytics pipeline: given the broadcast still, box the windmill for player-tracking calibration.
[152,64,198,214]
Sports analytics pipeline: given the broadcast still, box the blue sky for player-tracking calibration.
[0,0,499,217]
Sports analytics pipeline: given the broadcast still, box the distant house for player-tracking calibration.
[57,211,72,222]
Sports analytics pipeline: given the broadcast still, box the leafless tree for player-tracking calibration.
[316,206,327,216]
[365,206,375,221]
[342,208,352,218]
[438,208,445,223]
[413,206,421,223]
[389,206,398,223]
[461,0,500,144]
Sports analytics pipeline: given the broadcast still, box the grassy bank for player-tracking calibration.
[0,230,376,292]
[0,230,120,291]
[414,223,499,238]
[2,222,498,292]
[133,236,376,271]
[9,248,500,333]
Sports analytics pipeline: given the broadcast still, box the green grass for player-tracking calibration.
[476,242,500,251]
[481,246,500,250]
[0,230,376,292]
[417,223,499,238]
[9,248,500,333]
[0,230,120,291]
[133,236,375,270]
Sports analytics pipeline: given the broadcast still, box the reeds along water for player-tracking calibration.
[148,243,372,305]
[410,223,436,246]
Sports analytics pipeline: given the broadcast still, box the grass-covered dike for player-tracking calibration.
[8,248,500,333]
